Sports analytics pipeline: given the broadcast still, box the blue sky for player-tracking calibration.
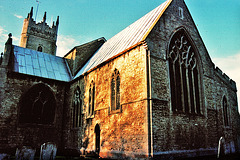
[0,0,239,110]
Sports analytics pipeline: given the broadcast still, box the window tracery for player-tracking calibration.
[168,29,201,114]
[19,83,56,124]
[111,69,120,112]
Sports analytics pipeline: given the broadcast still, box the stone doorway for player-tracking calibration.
[95,124,100,155]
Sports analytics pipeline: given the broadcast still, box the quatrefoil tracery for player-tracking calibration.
[169,35,196,70]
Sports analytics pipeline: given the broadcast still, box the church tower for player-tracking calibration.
[19,7,59,56]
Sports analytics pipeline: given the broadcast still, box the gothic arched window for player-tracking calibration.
[111,69,120,111]
[19,83,56,124]
[37,46,43,52]
[168,29,201,114]
[223,96,229,126]
[72,87,82,128]
[88,81,95,117]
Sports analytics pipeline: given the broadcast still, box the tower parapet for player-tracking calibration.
[20,7,59,55]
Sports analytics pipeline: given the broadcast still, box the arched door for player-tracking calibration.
[95,124,100,154]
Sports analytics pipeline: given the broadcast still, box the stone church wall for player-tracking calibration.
[26,35,57,55]
[145,0,239,157]
[0,72,66,154]
[63,45,150,158]
[20,12,58,56]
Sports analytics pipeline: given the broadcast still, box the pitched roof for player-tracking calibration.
[75,0,172,77]
[64,37,106,76]
[13,46,72,82]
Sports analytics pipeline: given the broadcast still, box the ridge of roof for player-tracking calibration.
[63,37,106,58]
[75,0,172,77]
[141,0,172,41]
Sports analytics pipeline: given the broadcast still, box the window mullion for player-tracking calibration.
[179,63,185,112]
[191,69,197,114]
[186,68,191,113]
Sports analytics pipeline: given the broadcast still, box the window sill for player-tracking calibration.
[172,111,203,117]
[86,115,94,119]
[71,127,81,131]
[108,107,122,115]
[224,126,231,130]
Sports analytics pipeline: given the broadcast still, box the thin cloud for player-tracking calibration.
[14,14,23,19]
[0,25,19,52]
[0,26,9,52]
[56,35,81,57]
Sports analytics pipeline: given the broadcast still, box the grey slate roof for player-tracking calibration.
[64,37,106,77]
[75,0,172,77]
[13,45,72,82]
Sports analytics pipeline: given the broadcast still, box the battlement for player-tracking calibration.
[20,7,59,55]
[26,7,59,41]
[214,66,237,91]
[28,19,58,41]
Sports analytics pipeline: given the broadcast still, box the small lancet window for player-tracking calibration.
[178,7,184,20]
[111,69,120,112]
[19,83,56,125]
[223,96,229,126]
[37,46,43,52]
[168,29,201,114]
[72,87,82,128]
[88,81,95,117]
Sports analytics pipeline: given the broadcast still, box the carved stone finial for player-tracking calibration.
[142,41,149,50]
[5,33,12,45]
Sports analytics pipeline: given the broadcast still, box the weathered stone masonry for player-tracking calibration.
[63,45,149,158]
[0,0,239,159]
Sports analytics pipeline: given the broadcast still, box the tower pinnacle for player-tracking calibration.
[43,12,46,22]
[27,7,33,19]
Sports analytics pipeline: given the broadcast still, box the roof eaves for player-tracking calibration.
[63,57,73,80]
[74,41,145,80]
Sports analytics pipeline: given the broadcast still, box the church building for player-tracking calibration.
[0,0,239,159]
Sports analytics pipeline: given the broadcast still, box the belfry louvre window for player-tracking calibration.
[37,46,43,52]
[168,29,201,114]
[88,81,95,117]
[19,83,56,124]
[111,69,120,111]
[223,96,229,126]
[72,87,82,128]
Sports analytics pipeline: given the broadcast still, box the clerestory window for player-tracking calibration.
[19,83,56,125]
[168,29,201,114]
[72,87,82,128]
[111,69,120,112]
[88,81,95,117]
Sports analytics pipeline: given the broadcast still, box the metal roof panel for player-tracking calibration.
[75,0,172,77]
[13,46,72,82]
